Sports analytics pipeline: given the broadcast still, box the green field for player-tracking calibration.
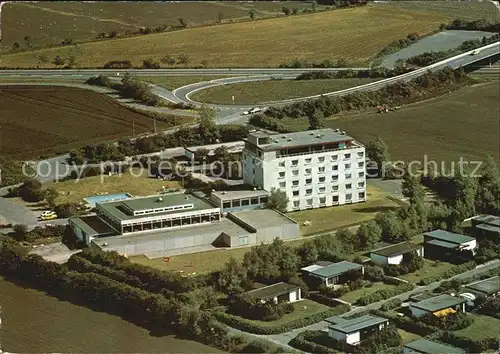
[281,81,500,163]
[374,1,499,22]
[0,1,323,52]
[191,78,379,104]
[455,314,500,341]
[340,282,395,304]
[0,6,452,68]
[400,259,455,284]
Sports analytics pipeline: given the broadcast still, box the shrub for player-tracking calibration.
[54,203,79,218]
[103,60,132,69]
[380,298,402,311]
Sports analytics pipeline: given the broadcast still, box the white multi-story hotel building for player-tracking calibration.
[242,128,366,211]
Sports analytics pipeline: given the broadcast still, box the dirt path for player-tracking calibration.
[15,3,141,28]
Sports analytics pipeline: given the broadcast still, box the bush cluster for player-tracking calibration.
[437,331,499,353]
[295,66,413,80]
[215,303,350,334]
[421,311,473,331]
[371,309,439,336]
[289,330,340,354]
[445,19,500,32]
[379,298,402,311]
[357,282,414,305]
[377,32,421,57]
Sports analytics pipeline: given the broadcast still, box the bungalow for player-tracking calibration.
[423,229,477,260]
[409,294,466,318]
[464,276,500,300]
[403,339,465,354]
[370,241,424,265]
[301,260,364,287]
[245,282,301,304]
[327,314,389,345]
[471,214,500,240]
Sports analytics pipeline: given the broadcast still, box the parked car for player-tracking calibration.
[40,211,56,216]
[39,213,57,221]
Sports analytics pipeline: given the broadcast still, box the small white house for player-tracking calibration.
[424,229,477,256]
[409,294,466,318]
[327,314,389,345]
[245,282,302,304]
[370,242,424,265]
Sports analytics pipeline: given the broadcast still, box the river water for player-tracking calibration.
[0,277,222,353]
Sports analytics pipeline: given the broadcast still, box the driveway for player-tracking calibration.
[0,196,39,226]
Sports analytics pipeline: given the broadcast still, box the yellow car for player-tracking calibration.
[39,214,57,221]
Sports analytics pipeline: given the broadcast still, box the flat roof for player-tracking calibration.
[247,128,357,151]
[212,189,269,201]
[371,241,422,257]
[328,314,388,334]
[409,292,435,302]
[303,260,363,278]
[476,223,500,234]
[424,229,475,245]
[185,141,244,155]
[246,282,299,300]
[98,193,217,221]
[93,218,251,249]
[425,239,458,249]
[411,294,466,312]
[404,339,465,354]
[231,209,297,228]
[465,276,500,296]
[473,214,500,227]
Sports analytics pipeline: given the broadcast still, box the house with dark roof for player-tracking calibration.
[370,241,423,265]
[464,276,500,299]
[327,314,389,345]
[403,338,465,354]
[409,294,466,318]
[471,214,500,240]
[301,261,364,287]
[245,282,302,304]
[423,230,477,261]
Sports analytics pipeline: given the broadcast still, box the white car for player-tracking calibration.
[471,50,480,55]
[242,110,250,115]
[40,211,56,216]
[249,107,261,114]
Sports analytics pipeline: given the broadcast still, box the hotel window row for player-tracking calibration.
[292,192,366,208]
[278,152,365,168]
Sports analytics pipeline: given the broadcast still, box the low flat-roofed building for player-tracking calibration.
[245,282,301,304]
[301,260,364,287]
[424,230,476,259]
[403,338,465,354]
[471,214,500,239]
[69,215,117,245]
[184,141,244,160]
[464,276,500,298]
[327,314,389,345]
[370,241,424,265]
[409,294,466,318]
[210,189,269,212]
[227,209,300,245]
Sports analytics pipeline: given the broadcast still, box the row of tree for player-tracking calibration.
[446,18,500,32]
[250,67,471,131]
[295,66,413,80]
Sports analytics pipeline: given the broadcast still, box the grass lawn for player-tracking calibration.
[234,299,330,326]
[374,1,499,22]
[340,282,395,304]
[140,76,240,90]
[0,5,451,68]
[47,168,181,204]
[455,314,500,341]
[281,81,500,163]
[130,238,308,274]
[191,78,380,105]
[289,185,400,236]
[399,259,455,284]
[398,329,422,344]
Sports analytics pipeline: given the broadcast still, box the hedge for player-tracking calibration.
[380,298,402,311]
[417,261,476,285]
[289,331,340,354]
[357,282,414,305]
[215,303,350,334]
[435,331,499,353]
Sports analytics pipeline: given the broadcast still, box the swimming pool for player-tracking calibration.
[85,193,132,207]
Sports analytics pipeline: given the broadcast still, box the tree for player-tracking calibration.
[357,220,382,249]
[282,7,291,15]
[402,169,425,204]
[366,136,390,177]
[375,210,404,242]
[53,55,66,68]
[13,224,28,238]
[217,12,224,23]
[267,187,289,213]
[11,42,21,52]
[44,188,59,208]
[475,155,499,214]
[312,2,317,12]
[336,228,358,251]
[178,17,188,28]
[308,110,325,130]
[177,53,190,66]
[197,106,219,143]
[24,35,32,48]
[249,9,255,19]
[292,8,299,15]
[142,57,160,69]
[61,38,73,45]
[109,31,118,38]
[161,55,176,66]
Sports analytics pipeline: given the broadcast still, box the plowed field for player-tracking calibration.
[0,86,155,158]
